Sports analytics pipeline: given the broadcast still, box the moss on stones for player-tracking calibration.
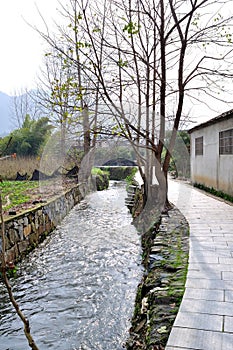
[126,208,189,350]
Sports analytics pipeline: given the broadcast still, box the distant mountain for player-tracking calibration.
[0,90,49,137]
[0,91,13,136]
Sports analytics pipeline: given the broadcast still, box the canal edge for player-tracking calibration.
[125,206,189,349]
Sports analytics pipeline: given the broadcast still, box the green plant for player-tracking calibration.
[91,167,109,176]
[125,167,138,187]
[0,115,52,157]
[91,167,110,191]
[0,181,39,210]
[194,183,233,203]
[6,266,18,278]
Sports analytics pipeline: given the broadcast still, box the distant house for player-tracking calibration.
[189,110,233,196]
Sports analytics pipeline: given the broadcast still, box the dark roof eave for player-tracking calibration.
[188,109,233,134]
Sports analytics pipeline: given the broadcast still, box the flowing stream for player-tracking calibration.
[0,181,142,350]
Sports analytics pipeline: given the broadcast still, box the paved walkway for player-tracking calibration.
[165,179,233,350]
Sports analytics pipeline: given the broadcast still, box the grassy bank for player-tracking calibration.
[0,181,39,211]
[91,167,110,191]
[194,182,233,204]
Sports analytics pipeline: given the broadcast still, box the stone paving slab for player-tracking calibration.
[225,290,233,302]
[173,312,223,331]
[190,250,231,257]
[187,270,222,279]
[224,316,233,332]
[185,278,233,290]
[189,262,233,272]
[189,255,219,263]
[179,299,233,316]
[166,347,198,350]
[167,328,233,350]
[222,271,233,280]
[165,179,233,350]
[184,288,224,301]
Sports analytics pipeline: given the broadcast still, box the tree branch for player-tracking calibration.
[0,193,40,350]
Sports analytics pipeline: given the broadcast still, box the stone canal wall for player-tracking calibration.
[1,184,84,265]
[126,208,189,349]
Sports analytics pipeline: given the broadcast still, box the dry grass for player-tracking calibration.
[0,156,40,180]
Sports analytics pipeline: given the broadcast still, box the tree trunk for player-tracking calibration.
[163,168,173,211]
[82,104,91,155]
[60,119,67,158]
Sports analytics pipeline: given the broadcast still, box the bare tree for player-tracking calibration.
[34,1,108,156]
[10,88,43,128]
[36,0,233,216]
[75,0,233,204]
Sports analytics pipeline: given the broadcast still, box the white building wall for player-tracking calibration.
[190,118,233,196]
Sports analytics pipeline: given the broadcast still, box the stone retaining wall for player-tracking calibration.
[1,184,84,265]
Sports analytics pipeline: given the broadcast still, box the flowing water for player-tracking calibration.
[0,182,142,350]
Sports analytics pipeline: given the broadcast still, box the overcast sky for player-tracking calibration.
[0,1,232,123]
[0,0,59,95]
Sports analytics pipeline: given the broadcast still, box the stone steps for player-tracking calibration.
[125,185,139,208]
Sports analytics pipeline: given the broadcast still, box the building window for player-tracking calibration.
[219,129,233,155]
[195,136,203,155]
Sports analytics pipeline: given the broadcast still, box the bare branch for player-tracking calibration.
[0,194,39,350]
